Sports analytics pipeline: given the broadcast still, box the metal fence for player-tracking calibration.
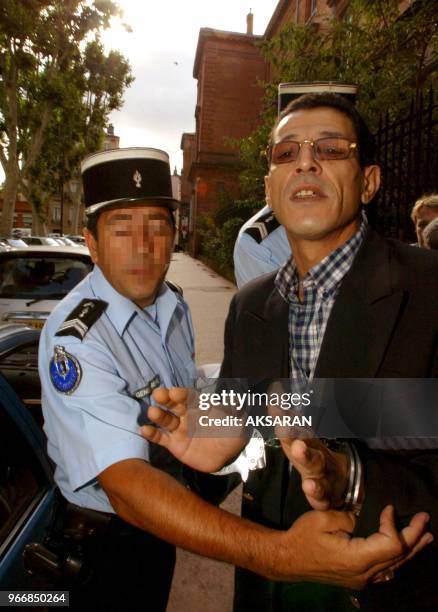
[369,87,438,242]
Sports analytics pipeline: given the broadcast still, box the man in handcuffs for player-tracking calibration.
[142,93,438,611]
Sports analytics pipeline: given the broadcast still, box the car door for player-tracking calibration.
[0,375,56,589]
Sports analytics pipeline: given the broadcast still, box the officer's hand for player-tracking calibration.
[273,505,432,588]
[280,437,349,510]
[140,387,246,472]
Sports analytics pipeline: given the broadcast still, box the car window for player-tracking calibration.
[7,239,27,248]
[0,256,92,299]
[0,406,48,551]
[0,343,42,427]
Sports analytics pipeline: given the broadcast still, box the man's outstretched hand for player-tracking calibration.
[275,505,432,588]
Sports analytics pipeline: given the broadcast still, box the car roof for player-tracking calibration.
[0,245,90,256]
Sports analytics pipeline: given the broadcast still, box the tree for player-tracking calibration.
[0,0,133,235]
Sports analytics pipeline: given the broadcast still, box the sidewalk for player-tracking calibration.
[166,252,241,612]
[167,252,236,365]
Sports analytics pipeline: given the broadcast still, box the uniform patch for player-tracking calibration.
[244,211,280,244]
[55,299,108,340]
[136,374,162,426]
[50,346,82,394]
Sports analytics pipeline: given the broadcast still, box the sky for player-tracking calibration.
[101,0,279,172]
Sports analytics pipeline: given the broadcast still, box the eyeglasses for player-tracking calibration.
[268,138,358,164]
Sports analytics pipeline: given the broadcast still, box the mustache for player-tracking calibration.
[288,178,327,193]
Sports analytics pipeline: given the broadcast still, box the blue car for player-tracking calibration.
[0,323,58,589]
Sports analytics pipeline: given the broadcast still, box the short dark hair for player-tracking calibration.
[85,212,99,240]
[84,204,176,241]
[269,92,376,168]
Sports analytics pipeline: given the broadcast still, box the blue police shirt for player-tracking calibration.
[39,265,197,513]
[234,205,290,288]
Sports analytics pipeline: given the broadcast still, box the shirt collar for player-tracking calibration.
[276,215,368,304]
[89,265,178,336]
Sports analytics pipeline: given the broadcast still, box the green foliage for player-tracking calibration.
[258,0,437,129]
[197,214,244,279]
[0,0,133,233]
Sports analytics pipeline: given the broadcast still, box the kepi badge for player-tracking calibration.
[50,345,82,394]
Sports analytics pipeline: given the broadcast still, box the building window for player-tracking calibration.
[52,206,61,222]
[305,0,317,21]
[22,213,32,228]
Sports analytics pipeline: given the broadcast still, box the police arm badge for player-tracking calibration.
[50,345,82,394]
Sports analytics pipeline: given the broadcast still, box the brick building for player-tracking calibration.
[183,13,268,253]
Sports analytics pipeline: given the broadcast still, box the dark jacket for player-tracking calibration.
[219,230,438,612]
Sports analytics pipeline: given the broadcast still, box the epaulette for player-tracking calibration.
[243,210,280,244]
[55,299,108,341]
[165,280,183,297]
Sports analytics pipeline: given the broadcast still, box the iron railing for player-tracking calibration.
[370,87,438,241]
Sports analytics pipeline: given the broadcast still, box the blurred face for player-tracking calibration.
[415,207,438,247]
[85,204,174,308]
[265,107,380,250]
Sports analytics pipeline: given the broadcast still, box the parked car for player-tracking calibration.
[0,323,90,592]
[65,235,86,246]
[6,239,28,249]
[54,237,80,247]
[22,237,62,247]
[0,246,93,329]
[0,323,57,589]
[0,240,14,253]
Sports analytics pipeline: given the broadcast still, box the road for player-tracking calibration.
[166,252,241,612]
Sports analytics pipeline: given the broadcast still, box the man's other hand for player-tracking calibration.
[281,437,350,510]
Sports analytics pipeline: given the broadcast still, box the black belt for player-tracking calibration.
[62,500,132,541]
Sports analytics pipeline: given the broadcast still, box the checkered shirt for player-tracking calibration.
[275,219,368,383]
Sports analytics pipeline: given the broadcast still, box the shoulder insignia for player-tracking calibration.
[50,345,82,394]
[243,211,280,244]
[165,280,183,296]
[55,299,108,341]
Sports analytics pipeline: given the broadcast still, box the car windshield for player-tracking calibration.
[0,255,93,299]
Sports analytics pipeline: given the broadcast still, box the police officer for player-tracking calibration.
[233,204,290,287]
[39,147,431,612]
[39,148,196,610]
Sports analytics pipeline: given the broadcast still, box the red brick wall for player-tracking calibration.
[187,29,268,253]
[195,166,240,217]
[180,133,196,203]
[196,34,266,160]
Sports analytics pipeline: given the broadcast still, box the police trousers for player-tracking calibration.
[68,512,176,612]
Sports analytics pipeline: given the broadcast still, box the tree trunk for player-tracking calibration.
[71,190,83,235]
[0,163,19,235]
[1,55,19,236]
[31,203,48,235]
[26,180,49,236]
